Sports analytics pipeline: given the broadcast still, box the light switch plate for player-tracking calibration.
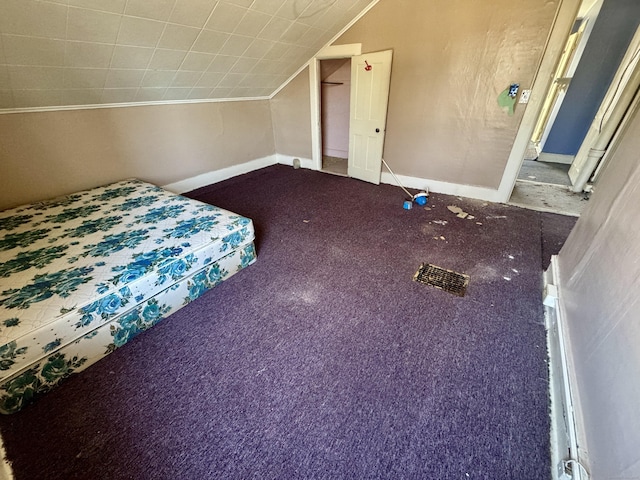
[519,89,531,104]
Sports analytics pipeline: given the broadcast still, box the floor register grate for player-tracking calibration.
[413,263,470,297]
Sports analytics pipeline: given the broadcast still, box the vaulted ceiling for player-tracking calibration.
[0,0,374,111]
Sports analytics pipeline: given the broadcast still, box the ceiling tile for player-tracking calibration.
[140,70,177,88]
[104,69,146,88]
[250,0,286,15]
[218,35,253,56]
[300,1,338,23]
[67,7,122,44]
[0,90,14,109]
[298,26,324,46]
[218,72,245,88]
[171,71,203,88]
[170,0,217,28]
[101,88,138,104]
[8,66,65,89]
[225,0,254,8]
[207,55,239,73]
[188,87,212,99]
[117,17,166,47]
[67,0,126,14]
[148,49,188,70]
[262,42,291,60]
[280,21,310,43]
[310,6,342,30]
[63,68,108,89]
[258,17,293,41]
[196,72,224,88]
[238,73,267,87]
[349,0,373,14]
[65,42,115,68]
[205,3,246,34]
[210,87,233,98]
[0,0,68,39]
[243,39,275,59]
[253,58,286,75]
[339,0,363,10]
[192,30,230,54]
[0,0,373,109]
[157,24,201,51]
[2,35,66,66]
[110,46,154,69]
[62,88,103,105]
[0,64,8,88]
[180,52,215,71]
[125,0,176,22]
[230,57,258,74]
[229,86,262,97]
[13,89,64,108]
[233,10,272,37]
[135,87,168,101]
[274,0,304,20]
[163,87,192,100]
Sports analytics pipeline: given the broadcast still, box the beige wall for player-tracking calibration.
[270,66,312,160]
[334,0,559,189]
[557,105,640,477]
[0,100,274,209]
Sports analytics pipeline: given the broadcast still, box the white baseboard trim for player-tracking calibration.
[380,171,503,203]
[538,152,575,164]
[161,155,278,194]
[163,157,507,204]
[276,154,315,169]
[545,256,584,480]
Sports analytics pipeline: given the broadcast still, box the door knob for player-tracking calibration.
[375,128,380,133]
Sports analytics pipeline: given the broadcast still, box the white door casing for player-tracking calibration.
[347,50,393,185]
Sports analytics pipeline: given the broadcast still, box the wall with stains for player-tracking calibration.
[0,100,275,209]
[557,104,640,477]
[332,0,559,189]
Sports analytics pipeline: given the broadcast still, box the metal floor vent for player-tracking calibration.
[413,263,470,297]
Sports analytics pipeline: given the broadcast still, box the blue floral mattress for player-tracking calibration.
[0,179,256,413]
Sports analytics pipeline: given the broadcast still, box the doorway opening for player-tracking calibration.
[310,47,393,185]
[320,58,351,176]
[508,0,640,217]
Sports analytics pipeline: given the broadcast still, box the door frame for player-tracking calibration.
[496,0,582,202]
[309,44,363,172]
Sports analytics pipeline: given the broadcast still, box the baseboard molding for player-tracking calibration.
[276,154,315,169]
[161,155,278,194]
[380,171,503,203]
[545,256,585,480]
[164,158,506,203]
[539,152,575,164]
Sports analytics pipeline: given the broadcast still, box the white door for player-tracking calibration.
[347,50,393,184]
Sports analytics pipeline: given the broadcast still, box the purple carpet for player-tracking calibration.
[0,165,576,479]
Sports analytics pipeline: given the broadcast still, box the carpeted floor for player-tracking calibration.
[0,165,577,479]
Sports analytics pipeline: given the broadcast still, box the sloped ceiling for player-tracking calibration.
[0,0,373,111]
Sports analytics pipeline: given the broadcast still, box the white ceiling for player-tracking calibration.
[0,0,374,111]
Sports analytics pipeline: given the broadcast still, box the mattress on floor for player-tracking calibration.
[0,179,256,413]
